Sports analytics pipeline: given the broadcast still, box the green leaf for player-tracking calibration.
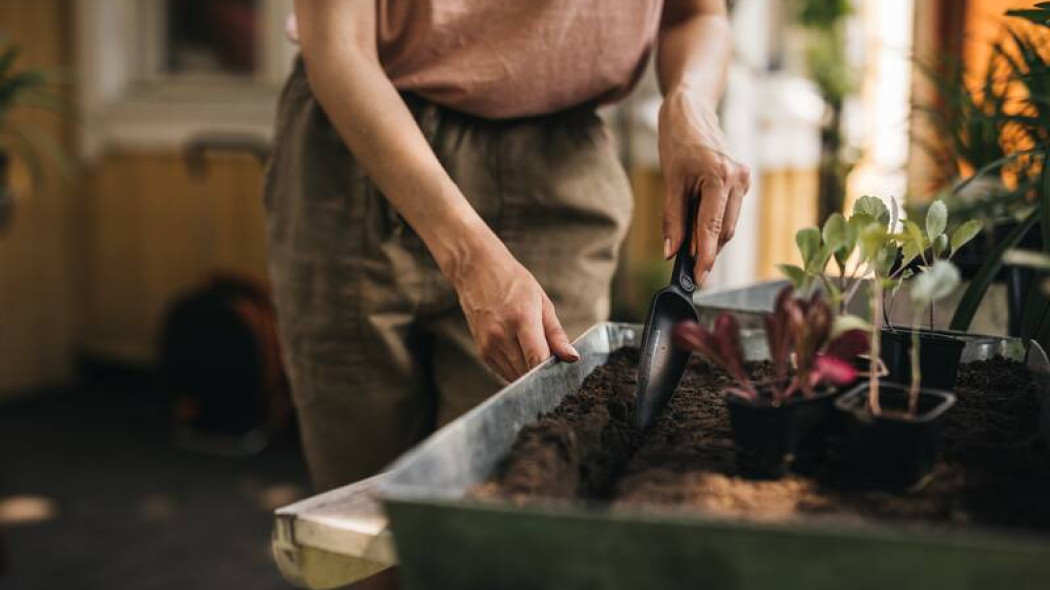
[1006,6,1050,28]
[849,212,875,229]
[949,219,983,256]
[832,314,872,337]
[875,243,898,277]
[933,233,949,258]
[822,213,848,253]
[858,223,888,262]
[900,239,921,270]
[903,220,927,253]
[777,264,808,289]
[823,277,843,305]
[853,195,890,226]
[796,227,821,267]
[925,200,948,241]
[951,210,1039,331]
[911,260,961,306]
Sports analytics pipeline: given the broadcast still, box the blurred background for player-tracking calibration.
[0,0,1044,588]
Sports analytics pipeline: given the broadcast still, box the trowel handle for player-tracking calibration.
[670,194,700,294]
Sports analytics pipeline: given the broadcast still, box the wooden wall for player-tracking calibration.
[0,0,77,395]
[756,169,818,280]
[82,153,268,362]
[0,1,270,394]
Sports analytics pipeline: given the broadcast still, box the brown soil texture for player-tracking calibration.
[471,350,640,503]
[476,349,1050,532]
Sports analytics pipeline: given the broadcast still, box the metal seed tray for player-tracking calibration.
[274,322,1050,590]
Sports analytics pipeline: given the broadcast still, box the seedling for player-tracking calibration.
[778,196,897,313]
[889,200,980,328]
[855,201,971,416]
[673,286,869,404]
[780,196,980,323]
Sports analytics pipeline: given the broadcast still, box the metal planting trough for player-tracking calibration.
[274,322,1050,590]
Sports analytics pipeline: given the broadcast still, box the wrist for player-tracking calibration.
[427,215,508,287]
[663,82,719,113]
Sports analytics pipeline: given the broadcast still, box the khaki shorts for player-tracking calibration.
[264,60,633,491]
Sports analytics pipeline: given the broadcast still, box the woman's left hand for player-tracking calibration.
[658,87,750,286]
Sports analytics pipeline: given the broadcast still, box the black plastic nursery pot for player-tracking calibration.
[954,219,1042,337]
[834,381,956,490]
[725,385,839,479]
[880,327,965,391]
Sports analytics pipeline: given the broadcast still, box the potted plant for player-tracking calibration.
[943,3,1050,345]
[875,200,980,391]
[777,195,896,314]
[782,195,980,391]
[0,38,71,231]
[831,219,963,489]
[673,286,868,479]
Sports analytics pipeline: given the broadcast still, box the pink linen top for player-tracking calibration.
[290,1,665,119]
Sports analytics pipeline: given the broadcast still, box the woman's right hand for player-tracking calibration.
[447,234,579,382]
[296,1,577,380]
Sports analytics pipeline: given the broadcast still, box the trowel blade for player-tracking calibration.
[634,289,698,431]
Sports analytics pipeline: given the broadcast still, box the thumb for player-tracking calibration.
[662,177,685,260]
[542,297,580,362]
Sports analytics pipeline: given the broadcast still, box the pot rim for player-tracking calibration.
[726,381,839,409]
[880,325,968,346]
[834,381,957,423]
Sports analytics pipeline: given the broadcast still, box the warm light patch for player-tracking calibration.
[137,494,177,522]
[0,495,58,525]
[255,483,305,511]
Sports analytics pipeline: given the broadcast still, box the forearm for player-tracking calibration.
[295,2,499,283]
[654,0,748,284]
[656,2,732,107]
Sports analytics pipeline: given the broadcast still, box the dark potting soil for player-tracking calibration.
[476,349,1050,532]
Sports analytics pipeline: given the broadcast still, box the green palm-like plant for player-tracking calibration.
[0,37,73,229]
[947,4,1050,352]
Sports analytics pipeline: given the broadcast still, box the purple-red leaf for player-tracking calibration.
[673,321,718,358]
[767,286,796,383]
[824,329,870,361]
[813,355,858,386]
[713,313,750,385]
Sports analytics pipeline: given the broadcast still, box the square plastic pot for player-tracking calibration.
[880,328,965,391]
[726,385,839,479]
[834,381,956,490]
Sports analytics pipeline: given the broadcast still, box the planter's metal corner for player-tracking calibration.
[271,475,397,589]
[1026,340,1050,451]
[271,513,309,588]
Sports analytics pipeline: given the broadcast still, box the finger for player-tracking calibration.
[661,176,687,260]
[690,178,701,258]
[502,338,530,378]
[516,311,552,370]
[487,347,520,382]
[484,352,514,382]
[694,177,730,286]
[542,297,580,362]
[718,184,746,254]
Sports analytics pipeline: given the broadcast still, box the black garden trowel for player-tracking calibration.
[634,195,701,431]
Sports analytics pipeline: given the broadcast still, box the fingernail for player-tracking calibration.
[567,345,580,362]
[663,238,672,259]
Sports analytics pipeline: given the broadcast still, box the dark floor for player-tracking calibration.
[0,375,310,590]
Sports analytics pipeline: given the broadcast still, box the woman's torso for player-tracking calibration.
[302,0,665,119]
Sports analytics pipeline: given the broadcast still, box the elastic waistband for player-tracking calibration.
[292,56,599,129]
